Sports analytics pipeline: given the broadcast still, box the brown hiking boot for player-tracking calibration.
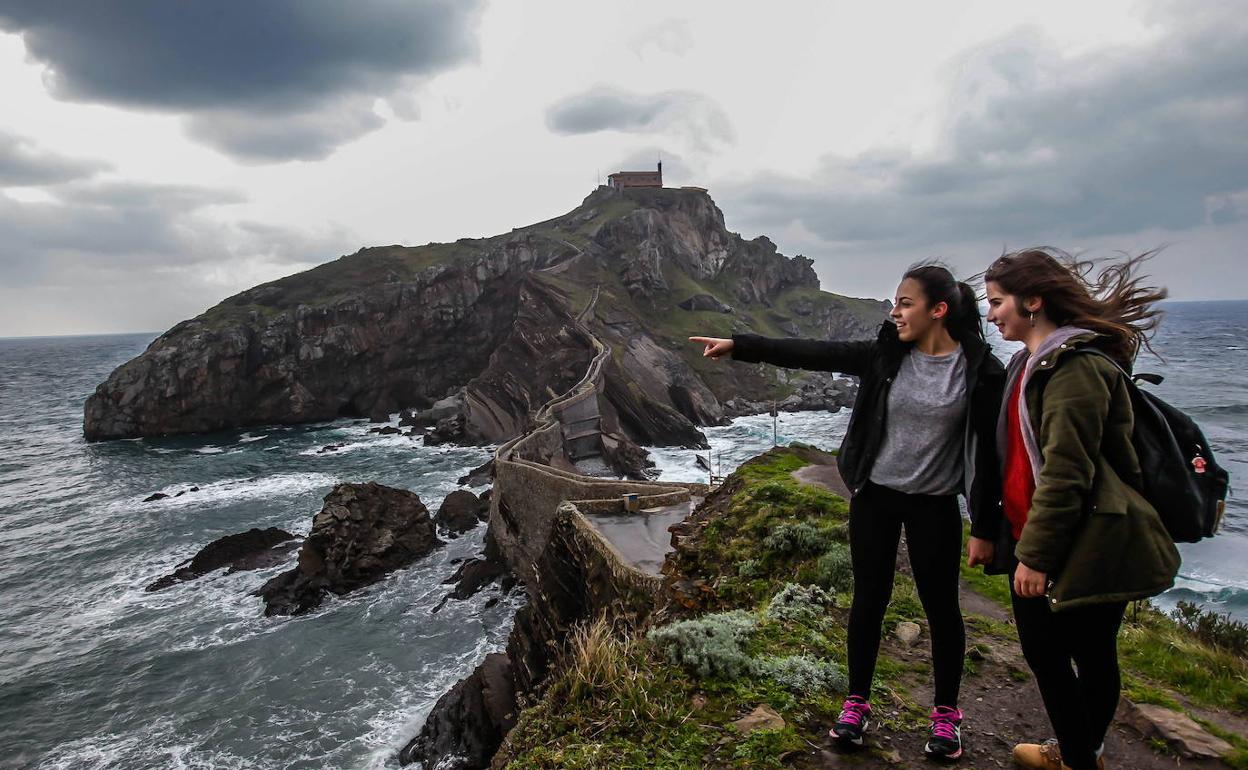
[1011,739,1106,770]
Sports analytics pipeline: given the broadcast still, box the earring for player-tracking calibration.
[1029,311,1036,327]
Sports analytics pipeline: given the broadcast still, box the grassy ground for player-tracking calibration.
[498,445,1246,769]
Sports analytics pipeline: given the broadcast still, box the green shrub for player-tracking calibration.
[1171,600,1248,656]
[808,543,853,592]
[757,654,848,693]
[646,610,758,679]
[763,522,835,556]
[737,559,761,578]
[765,583,836,625]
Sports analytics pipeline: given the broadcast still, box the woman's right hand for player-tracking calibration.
[966,536,995,568]
[689,336,734,360]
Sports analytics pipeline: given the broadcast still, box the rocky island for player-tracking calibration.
[83,186,884,457]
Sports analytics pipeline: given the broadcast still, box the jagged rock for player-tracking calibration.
[255,482,443,616]
[423,414,466,446]
[146,527,297,591]
[678,293,734,313]
[457,459,494,487]
[433,529,516,612]
[1122,701,1233,759]
[600,431,657,480]
[435,490,489,535]
[368,425,402,435]
[730,704,786,733]
[143,492,169,502]
[894,621,922,646]
[397,653,517,768]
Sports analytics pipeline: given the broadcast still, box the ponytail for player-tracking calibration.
[902,262,985,343]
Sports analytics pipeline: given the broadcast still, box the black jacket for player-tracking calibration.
[731,322,1006,539]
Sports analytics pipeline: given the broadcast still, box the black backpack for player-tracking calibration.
[1078,349,1229,542]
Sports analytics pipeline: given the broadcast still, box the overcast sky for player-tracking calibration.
[0,0,1244,337]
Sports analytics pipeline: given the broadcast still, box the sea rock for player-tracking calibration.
[435,489,489,535]
[433,528,516,612]
[1122,701,1233,759]
[457,459,494,487]
[397,653,517,768]
[146,527,298,591]
[255,482,443,616]
[143,492,169,502]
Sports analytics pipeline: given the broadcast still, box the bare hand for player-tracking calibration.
[689,336,733,360]
[1013,562,1047,598]
[966,536,995,568]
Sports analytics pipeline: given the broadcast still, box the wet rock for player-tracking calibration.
[368,425,402,436]
[146,527,298,591]
[255,482,443,616]
[143,492,169,502]
[423,414,466,446]
[457,459,494,487]
[435,490,489,535]
[397,652,517,768]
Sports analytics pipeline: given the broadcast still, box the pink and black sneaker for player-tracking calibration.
[924,705,964,760]
[830,695,871,746]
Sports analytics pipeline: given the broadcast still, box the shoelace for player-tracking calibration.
[837,698,870,727]
[929,706,962,741]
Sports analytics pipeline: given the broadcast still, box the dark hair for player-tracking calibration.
[902,261,984,343]
[983,247,1167,366]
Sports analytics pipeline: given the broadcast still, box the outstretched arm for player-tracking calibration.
[724,333,875,377]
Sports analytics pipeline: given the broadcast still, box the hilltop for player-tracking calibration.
[83,186,887,451]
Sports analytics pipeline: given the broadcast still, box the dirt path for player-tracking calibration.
[789,462,1229,770]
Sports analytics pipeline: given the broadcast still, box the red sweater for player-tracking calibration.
[1003,375,1036,539]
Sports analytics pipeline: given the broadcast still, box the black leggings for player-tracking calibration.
[847,481,966,708]
[1011,568,1127,770]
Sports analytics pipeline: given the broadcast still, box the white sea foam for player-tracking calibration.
[122,472,339,511]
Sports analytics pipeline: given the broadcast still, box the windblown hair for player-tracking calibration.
[902,261,985,344]
[983,247,1167,367]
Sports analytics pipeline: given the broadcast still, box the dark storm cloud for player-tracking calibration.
[0,130,108,185]
[0,1,484,162]
[720,3,1248,248]
[546,86,734,149]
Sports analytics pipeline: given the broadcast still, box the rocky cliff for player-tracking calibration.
[84,186,888,446]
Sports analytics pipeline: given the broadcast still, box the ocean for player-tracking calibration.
[0,299,1243,768]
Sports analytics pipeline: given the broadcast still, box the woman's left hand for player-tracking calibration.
[1013,562,1048,598]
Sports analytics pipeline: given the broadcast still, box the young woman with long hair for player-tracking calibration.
[977,248,1181,770]
[691,263,1005,761]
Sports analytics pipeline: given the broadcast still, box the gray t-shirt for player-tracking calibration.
[868,345,967,496]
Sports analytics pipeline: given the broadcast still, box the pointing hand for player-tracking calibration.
[689,336,734,360]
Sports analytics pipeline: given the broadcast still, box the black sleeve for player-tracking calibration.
[969,354,1007,540]
[729,333,875,376]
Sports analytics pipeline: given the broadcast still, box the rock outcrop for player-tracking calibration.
[84,186,886,446]
[255,482,443,616]
[145,527,298,592]
[434,489,490,535]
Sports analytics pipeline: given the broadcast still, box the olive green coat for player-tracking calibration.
[1014,334,1181,611]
